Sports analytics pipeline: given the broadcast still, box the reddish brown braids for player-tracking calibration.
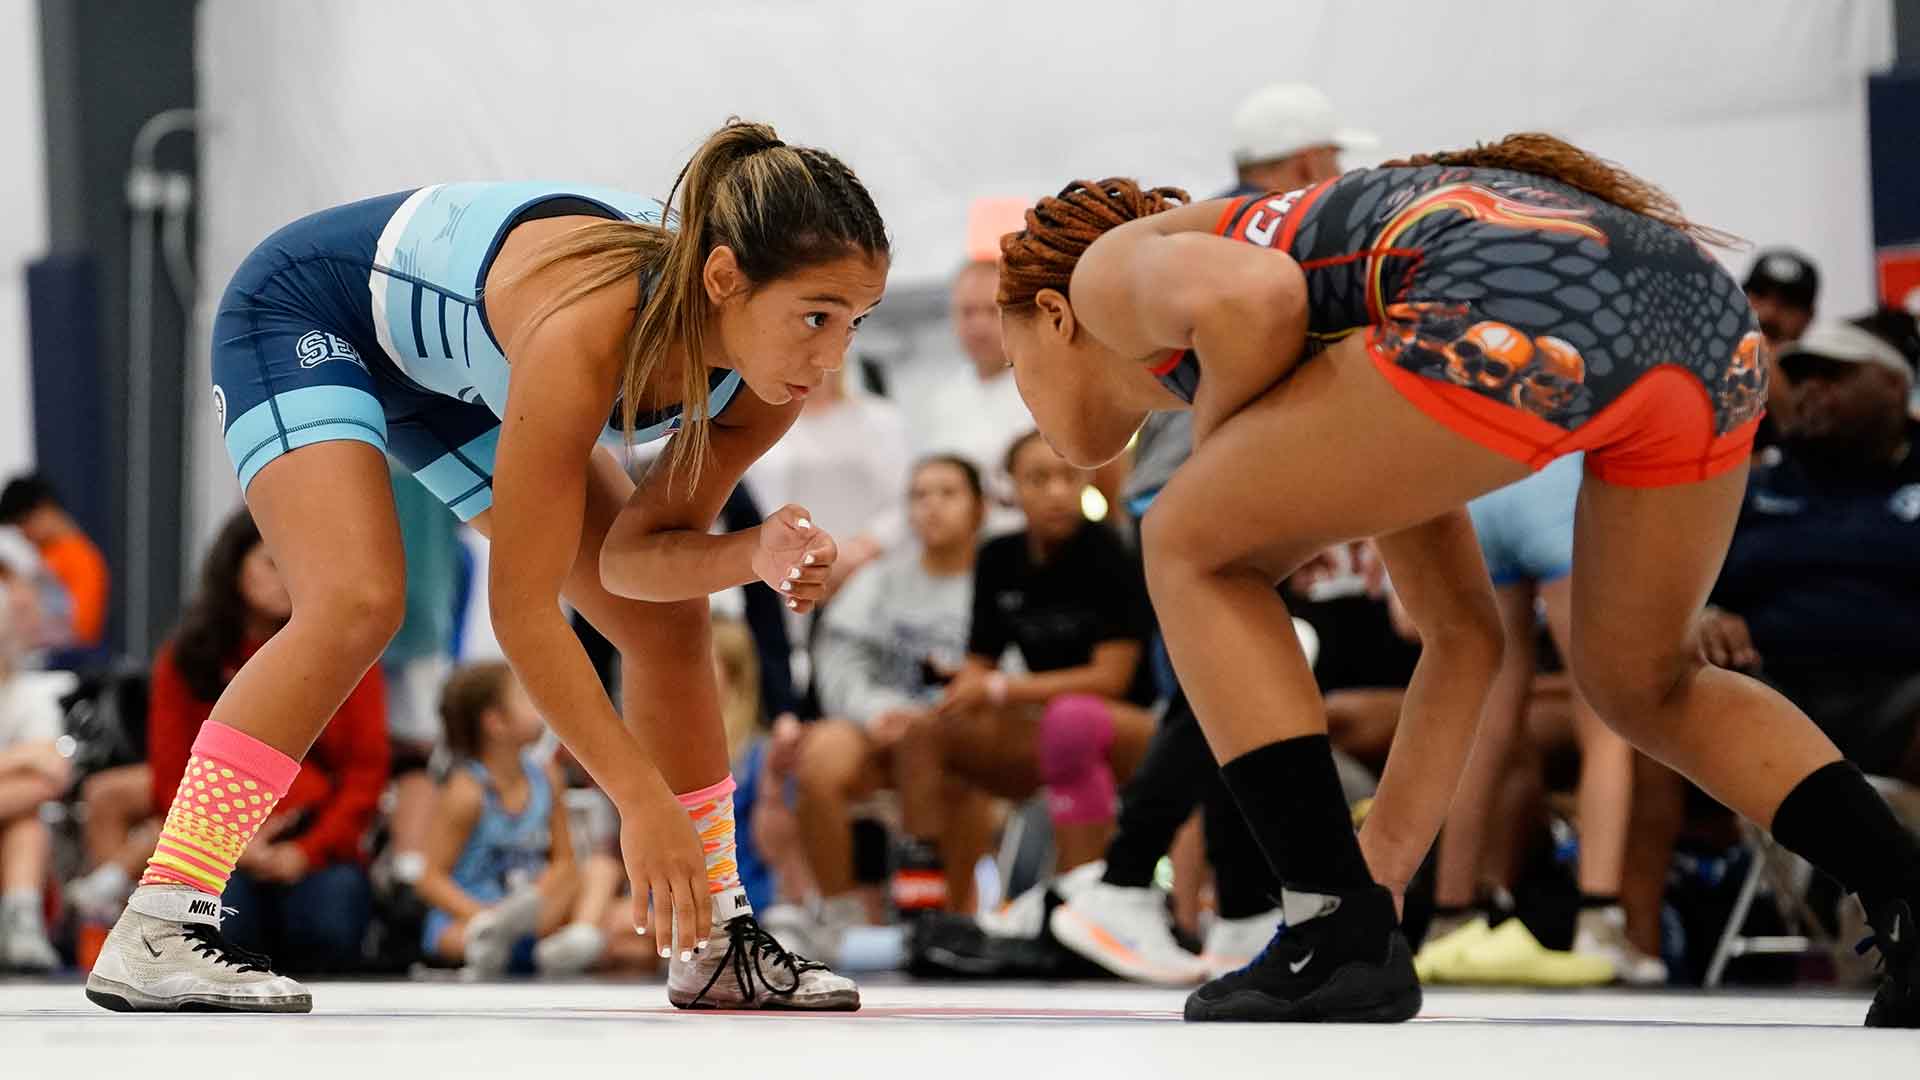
[996,178,1190,310]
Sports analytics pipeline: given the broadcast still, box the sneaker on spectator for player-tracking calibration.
[1434,916,1615,987]
[2,894,60,972]
[1201,907,1285,979]
[462,885,543,978]
[66,864,135,924]
[760,894,865,966]
[532,922,607,975]
[1413,916,1492,983]
[1050,879,1209,986]
[84,885,309,1012]
[1574,905,1666,986]
[982,860,1103,941]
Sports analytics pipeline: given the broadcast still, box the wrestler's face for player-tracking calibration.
[999,294,1134,469]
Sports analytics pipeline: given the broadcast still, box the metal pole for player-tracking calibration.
[123,108,196,660]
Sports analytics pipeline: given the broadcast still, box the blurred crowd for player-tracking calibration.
[3,84,1918,997]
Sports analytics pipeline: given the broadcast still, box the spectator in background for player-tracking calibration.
[1414,454,1654,989]
[746,362,913,600]
[1225,83,1376,198]
[901,201,1037,536]
[789,455,984,951]
[898,433,1157,892]
[418,662,620,976]
[147,508,389,973]
[1625,317,1920,963]
[1743,249,1820,451]
[0,543,71,970]
[0,473,110,662]
[0,526,70,665]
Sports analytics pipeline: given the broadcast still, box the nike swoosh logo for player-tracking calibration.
[141,933,164,959]
[1289,949,1314,974]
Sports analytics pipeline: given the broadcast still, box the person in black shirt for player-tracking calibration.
[896,432,1157,881]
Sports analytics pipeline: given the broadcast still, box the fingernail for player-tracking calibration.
[787,598,798,609]
[696,940,710,952]
[787,567,800,580]
[680,950,692,962]
[635,925,647,936]
[659,946,671,958]
[780,580,792,592]
[803,553,816,565]
[796,517,812,530]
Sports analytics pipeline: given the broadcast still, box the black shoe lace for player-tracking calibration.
[182,921,277,976]
[1855,903,1915,992]
[693,915,828,1006]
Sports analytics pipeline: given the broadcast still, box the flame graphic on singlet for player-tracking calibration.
[1367,183,1608,319]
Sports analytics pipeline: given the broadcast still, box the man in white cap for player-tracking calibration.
[1226,83,1378,199]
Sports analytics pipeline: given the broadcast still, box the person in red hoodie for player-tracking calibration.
[147,508,388,973]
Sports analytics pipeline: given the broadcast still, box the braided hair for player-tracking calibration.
[997,179,1188,311]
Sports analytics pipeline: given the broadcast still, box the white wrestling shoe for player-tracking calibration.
[1048,879,1209,986]
[84,884,311,1013]
[668,891,860,1010]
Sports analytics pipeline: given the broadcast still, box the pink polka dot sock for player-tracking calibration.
[140,721,299,896]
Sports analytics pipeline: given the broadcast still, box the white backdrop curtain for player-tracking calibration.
[188,0,1895,548]
[0,3,47,480]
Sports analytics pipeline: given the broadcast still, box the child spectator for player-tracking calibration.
[0,543,71,969]
[418,662,621,976]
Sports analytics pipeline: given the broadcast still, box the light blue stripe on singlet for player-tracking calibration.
[226,385,388,492]
[412,427,501,512]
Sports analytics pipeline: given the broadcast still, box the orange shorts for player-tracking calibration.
[1366,328,1760,488]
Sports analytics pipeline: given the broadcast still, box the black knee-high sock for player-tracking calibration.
[1769,760,1920,913]
[1219,734,1374,895]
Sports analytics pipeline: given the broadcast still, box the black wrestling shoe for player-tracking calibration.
[1184,885,1420,1023]
[1863,898,1918,1028]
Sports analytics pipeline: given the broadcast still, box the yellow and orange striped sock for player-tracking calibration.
[677,776,749,923]
[140,720,299,896]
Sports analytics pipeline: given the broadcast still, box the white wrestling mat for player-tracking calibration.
[2,978,1913,1078]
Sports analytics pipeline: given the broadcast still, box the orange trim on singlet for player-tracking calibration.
[1364,329,1761,488]
[1276,178,1338,251]
[1213,196,1252,237]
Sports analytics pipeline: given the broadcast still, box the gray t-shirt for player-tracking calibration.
[1121,411,1195,509]
[813,549,973,726]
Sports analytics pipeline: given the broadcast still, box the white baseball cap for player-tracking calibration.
[1231,84,1378,167]
[1779,322,1914,386]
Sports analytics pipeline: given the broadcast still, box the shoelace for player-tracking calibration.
[1854,905,1914,989]
[181,917,277,975]
[692,915,828,1006]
